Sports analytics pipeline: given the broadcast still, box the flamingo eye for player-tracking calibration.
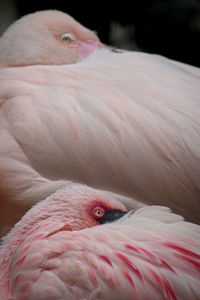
[61,33,76,43]
[92,206,105,219]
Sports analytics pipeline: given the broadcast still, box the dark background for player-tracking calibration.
[1,0,200,67]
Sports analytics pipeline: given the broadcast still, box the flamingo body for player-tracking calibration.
[0,184,127,300]
[0,10,101,68]
[0,49,200,227]
[0,11,200,235]
[0,185,199,299]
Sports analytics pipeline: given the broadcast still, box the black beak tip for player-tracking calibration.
[98,209,127,224]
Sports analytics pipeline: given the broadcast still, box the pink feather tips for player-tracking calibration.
[178,254,200,270]
[125,244,176,273]
[122,270,135,288]
[163,242,200,259]
[163,241,200,270]
[13,255,26,268]
[115,252,142,281]
[150,269,178,300]
[99,255,113,267]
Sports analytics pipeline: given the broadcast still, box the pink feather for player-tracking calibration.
[0,10,200,237]
[0,185,199,299]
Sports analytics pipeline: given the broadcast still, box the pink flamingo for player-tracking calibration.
[0,184,199,299]
[0,184,127,300]
[0,11,200,236]
[0,10,103,67]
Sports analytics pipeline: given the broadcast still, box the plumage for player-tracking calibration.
[0,184,127,300]
[0,11,200,235]
[0,185,199,300]
[0,10,102,67]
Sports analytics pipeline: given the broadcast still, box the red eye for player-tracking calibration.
[92,206,105,218]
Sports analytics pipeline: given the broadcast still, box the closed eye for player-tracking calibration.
[61,32,76,43]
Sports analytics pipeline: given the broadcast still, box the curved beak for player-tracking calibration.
[76,40,104,58]
[98,209,127,224]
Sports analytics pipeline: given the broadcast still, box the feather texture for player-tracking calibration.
[7,205,200,300]
[0,49,200,228]
[0,11,200,235]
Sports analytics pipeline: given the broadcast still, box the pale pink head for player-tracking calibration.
[0,184,127,300]
[0,184,127,257]
[27,184,127,230]
[0,10,103,67]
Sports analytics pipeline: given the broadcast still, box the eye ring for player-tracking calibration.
[92,206,105,219]
[61,33,76,43]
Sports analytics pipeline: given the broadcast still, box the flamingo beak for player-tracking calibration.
[98,209,127,224]
[76,40,104,57]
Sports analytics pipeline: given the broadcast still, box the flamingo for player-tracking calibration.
[0,184,199,300]
[0,11,200,236]
[0,10,103,67]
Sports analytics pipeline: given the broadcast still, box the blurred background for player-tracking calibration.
[0,0,200,67]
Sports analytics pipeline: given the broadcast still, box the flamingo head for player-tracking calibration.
[0,10,103,67]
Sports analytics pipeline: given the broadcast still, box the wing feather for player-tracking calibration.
[10,206,200,299]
